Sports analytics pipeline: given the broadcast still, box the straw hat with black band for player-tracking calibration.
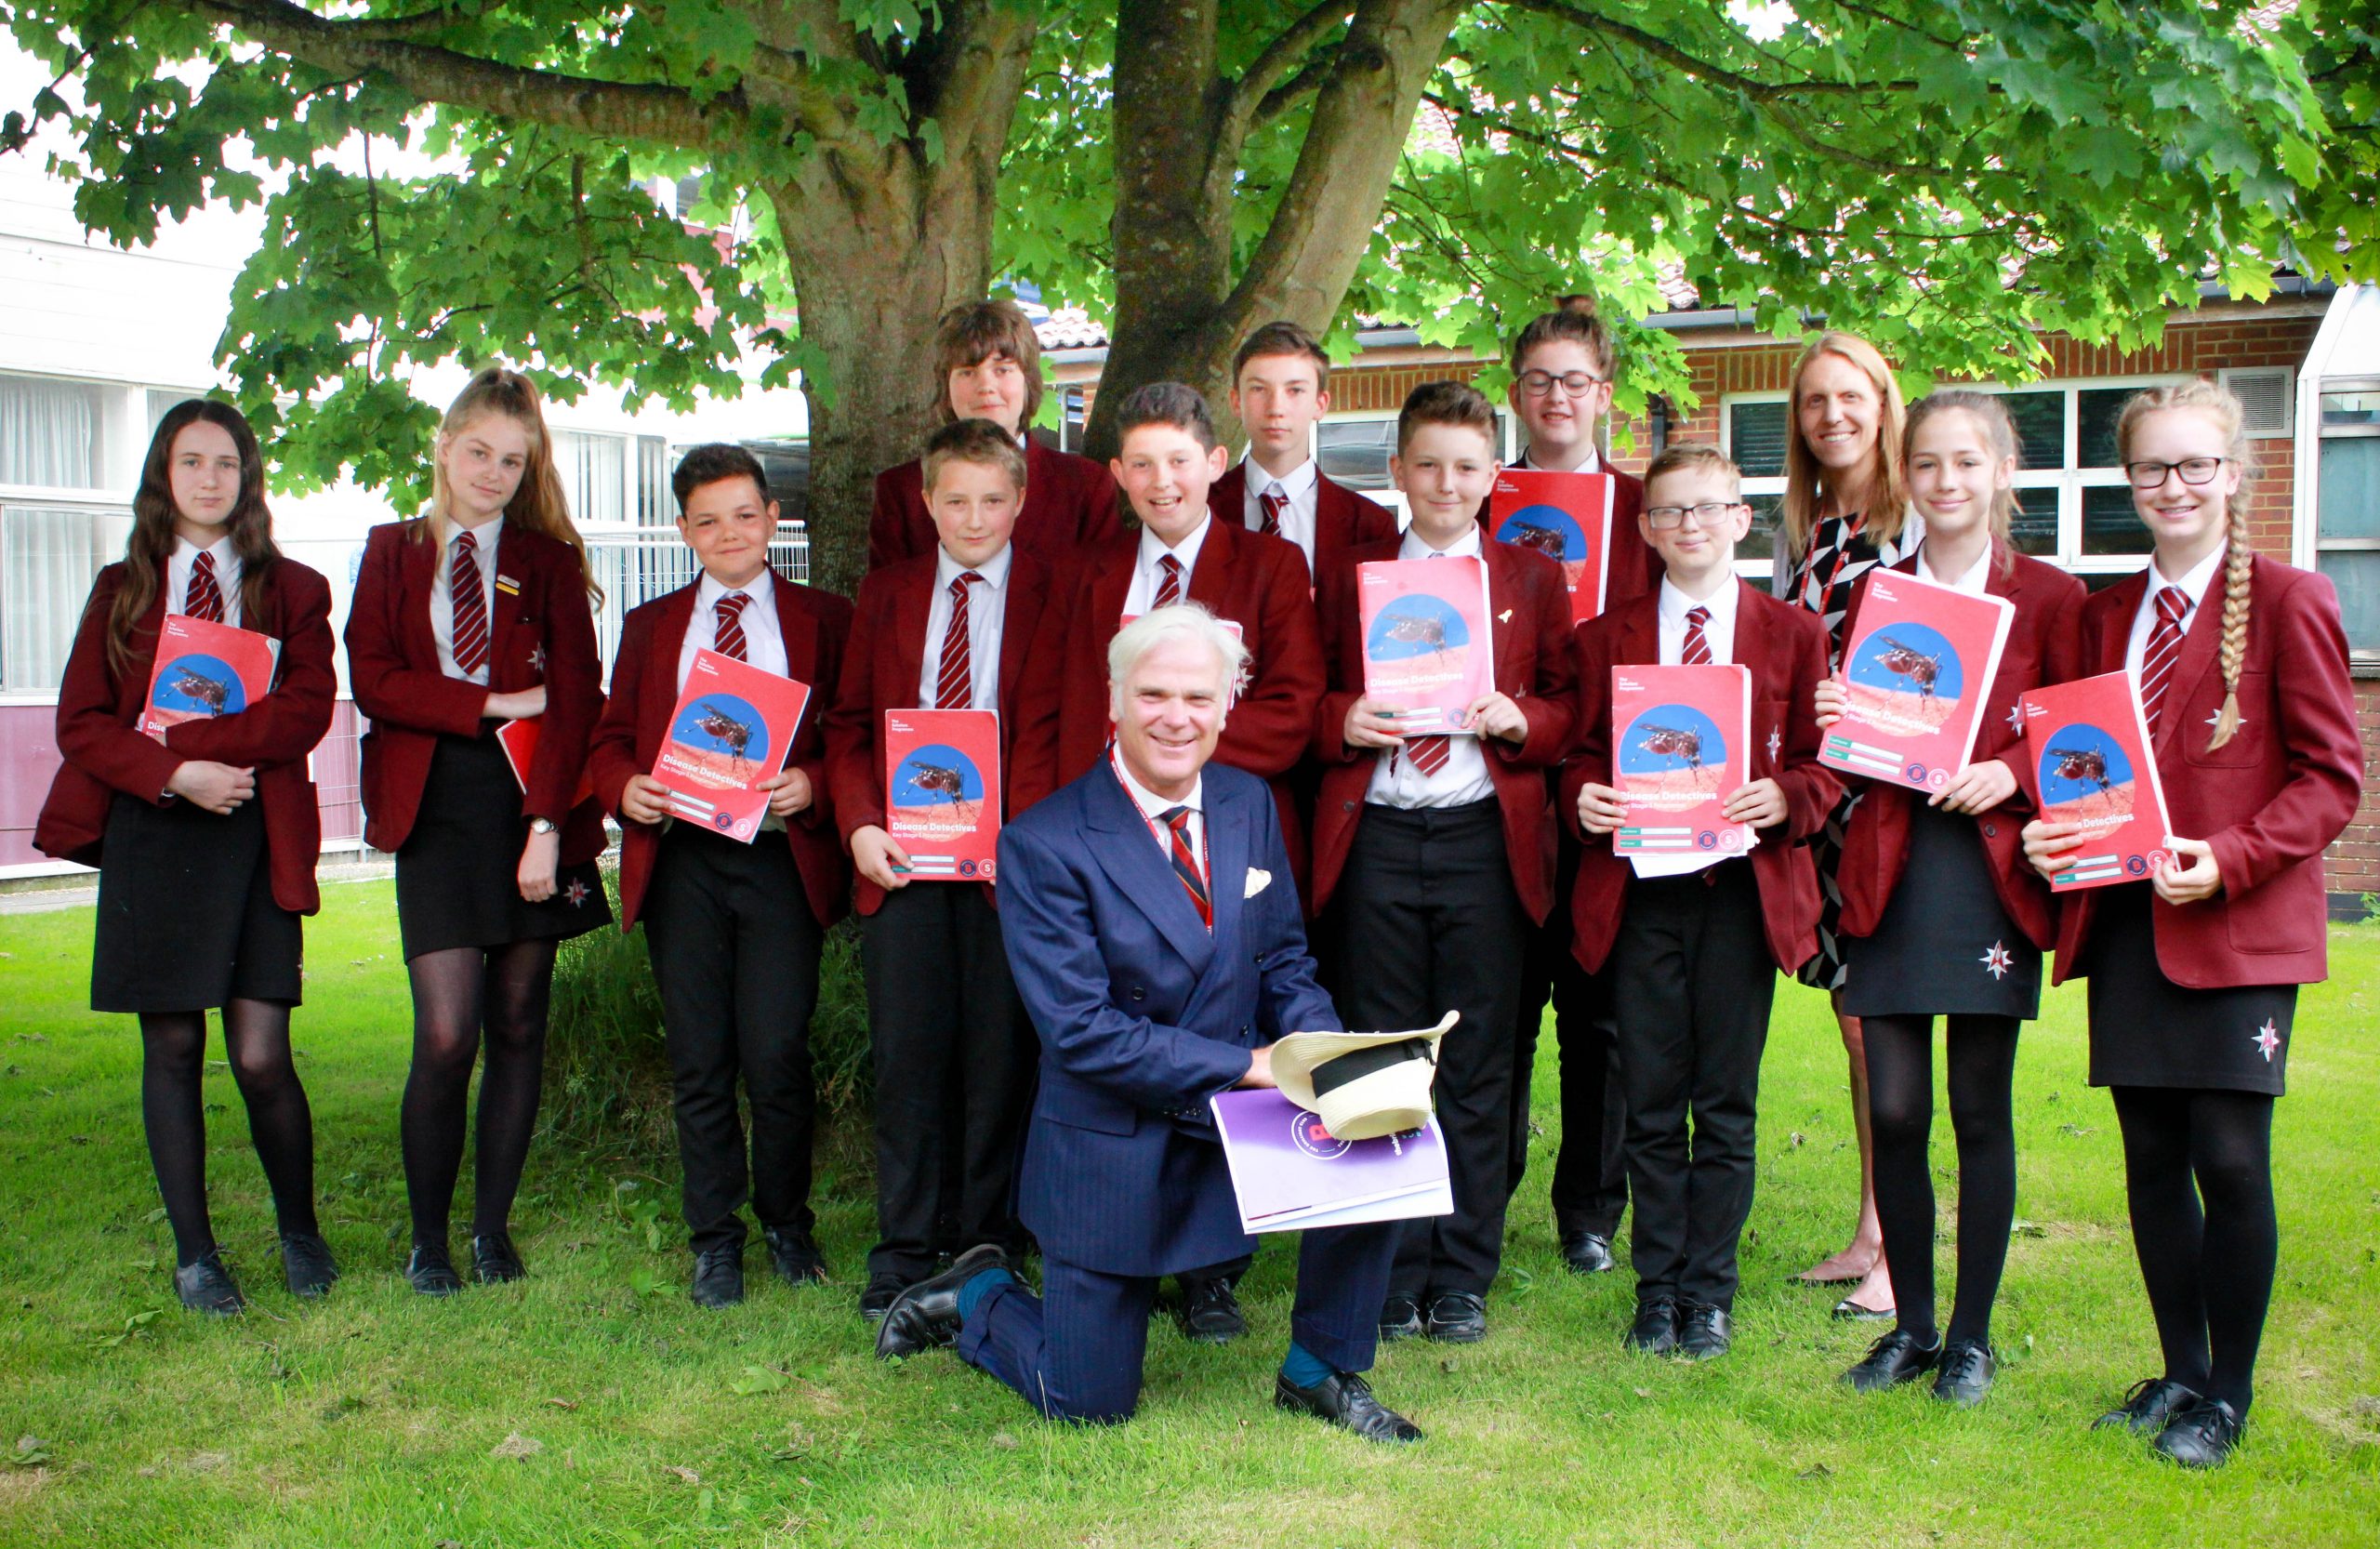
[1271,1012,1458,1141]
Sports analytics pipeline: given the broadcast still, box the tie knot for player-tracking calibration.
[716,590,749,618]
[455,528,476,556]
[1686,605,1711,628]
[2156,586,2189,625]
[1159,804,1194,835]
[193,549,215,575]
[1158,554,1181,575]
[950,571,979,599]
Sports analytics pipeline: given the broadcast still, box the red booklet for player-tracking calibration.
[1821,569,2016,794]
[883,708,1002,882]
[1490,470,1615,625]
[139,614,280,743]
[2016,670,2175,891]
[1610,663,1755,876]
[1356,556,1494,734]
[495,717,596,806]
[650,649,813,844]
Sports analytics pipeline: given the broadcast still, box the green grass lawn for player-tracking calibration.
[2,881,2375,1547]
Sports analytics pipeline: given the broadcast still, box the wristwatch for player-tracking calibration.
[528,817,558,835]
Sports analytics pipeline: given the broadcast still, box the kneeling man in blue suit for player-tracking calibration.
[875,603,1420,1442]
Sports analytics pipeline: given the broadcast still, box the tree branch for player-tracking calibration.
[1502,0,1913,99]
[1223,0,1353,140]
[1252,55,1334,127]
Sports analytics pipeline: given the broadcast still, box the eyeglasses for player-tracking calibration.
[1644,502,1744,530]
[1516,369,1608,398]
[2123,457,2228,489]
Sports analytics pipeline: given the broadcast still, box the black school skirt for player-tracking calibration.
[393,730,610,960]
[2082,882,2294,1097]
[1840,800,2042,1022]
[92,789,301,1013]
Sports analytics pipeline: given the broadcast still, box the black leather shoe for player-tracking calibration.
[1931,1338,1996,1407]
[279,1231,339,1299]
[470,1230,525,1285]
[1176,1276,1246,1344]
[1677,1301,1732,1361]
[173,1251,245,1316]
[403,1241,463,1297]
[858,1275,906,1323]
[2153,1397,2245,1469]
[1424,1291,1487,1344]
[1841,1328,1941,1393]
[763,1225,828,1287]
[1624,1297,1680,1356]
[1377,1293,1423,1342]
[1560,1230,1615,1275]
[1274,1370,1423,1444]
[876,1242,1007,1361]
[2093,1376,2202,1435]
[690,1246,745,1309]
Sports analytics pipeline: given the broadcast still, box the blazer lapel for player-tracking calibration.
[1186,519,1236,612]
[402,522,445,670]
[1084,761,1216,973]
[1204,774,1249,956]
[1485,542,1526,694]
[996,555,1047,722]
[484,529,532,689]
[2094,571,2149,677]
[892,565,932,708]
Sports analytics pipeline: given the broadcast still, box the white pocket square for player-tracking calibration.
[1244,867,1273,899]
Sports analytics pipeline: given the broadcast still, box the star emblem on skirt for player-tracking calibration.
[564,879,590,907]
[1979,940,2013,980]
[2252,1018,2281,1062]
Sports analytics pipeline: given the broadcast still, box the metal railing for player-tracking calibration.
[585,523,811,686]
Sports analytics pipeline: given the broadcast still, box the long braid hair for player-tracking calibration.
[2115,378,2254,751]
[424,367,601,601]
[108,400,281,679]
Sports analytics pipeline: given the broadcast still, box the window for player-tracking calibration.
[0,373,129,492]
[1,373,152,695]
[3,505,131,692]
[550,429,668,529]
[1723,376,2181,578]
[1316,409,1514,526]
[2315,379,2380,657]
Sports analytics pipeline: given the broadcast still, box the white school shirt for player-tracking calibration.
[1241,452,1321,574]
[676,567,788,690]
[1110,744,1205,880]
[1120,514,1216,617]
[1365,525,1497,809]
[167,534,243,628]
[1657,575,1740,667]
[1917,544,1993,596]
[430,517,502,684]
[2122,544,2224,681]
[916,545,1012,711]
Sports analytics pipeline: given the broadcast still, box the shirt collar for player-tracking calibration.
[1109,743,1202,822]
[1242,451,1318,502]
[174,533,236,565]
[1659,574,1738,630]
[1399,523,1483,562]
[1138,513,1213,573]
[1917,542,1993,595]
[696,564,774,612]
[447,516,501,557]
[935,543,1012,593]
[2151,543,2227,615]
[1517,443,1602,476]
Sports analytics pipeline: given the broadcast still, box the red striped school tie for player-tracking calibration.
[1160,805,1211,929]
[1405,733,1451,777]
[450,529,490,676]
[2138,586,2189,735]
[1258,487,1287,538]
[934,572,979,709]
[1153,553,1183,609]
[185,550,225,624]
[713,590,751,662]
[1682,605,1713,666]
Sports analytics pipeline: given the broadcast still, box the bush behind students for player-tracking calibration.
[825,420,1050,1322]
[2021,380,2360,1469]
[869,298,1120,575]
[36,400,337,1315]
[1209,320,1398,579]
[589,444,853,1308]
[1313,379,1578,1346]
[1819,392,2086,1406]
[1565,443,1840,1362]
[345,366,612,1296]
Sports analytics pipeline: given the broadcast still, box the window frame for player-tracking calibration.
[1315,406,1520,528]
[2311,373,2380,661]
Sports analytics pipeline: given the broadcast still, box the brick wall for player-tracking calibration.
[2334,681,2380,908]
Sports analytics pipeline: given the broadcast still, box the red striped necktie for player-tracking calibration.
[1152,553,1183,609]
[713,590,751,662]
[185,550,225,624]
[1682,605,1713,666]
[1160,804,1211,929]
[450,529,490,676]
[2139,585,2189,735]
[1258,487,1287,538]
[935,572,980,709]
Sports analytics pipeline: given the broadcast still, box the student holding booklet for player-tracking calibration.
[2020,382,2359,1468]
[1566,444,1837,1362]
[37,401,337,1316]
[346,368,610,1296]
[591,444,851,1308]
[1816,392,2085,1406]
[826,419,1052,1322]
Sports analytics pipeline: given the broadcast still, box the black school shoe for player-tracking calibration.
[858,1274,906,1323]
[1841,1329,1942,1393]
[279,1231,339,1299]
[2093,1376,2202,1435]
[2153,1397,2246,1469]
[404,1241,464,1297]
[1176,1276,1246,1344]
[470,1231,526,1285]
[763,1225,829,1287]
[1624,1297,1680,1356]
[173,1251,245,1317]
[1378,1292,1424,1342]
[1676,1302,1732,1361]
[1424,1291,1487,1344]
[876,1243,1008,1361]
[1274,1371,1423,1444]
[691,1246,745,1309]
[1560,1230,1616,1275]
[1931,1339,1996,1407]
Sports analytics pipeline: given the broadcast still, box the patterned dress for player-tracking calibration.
[1773,509,1924,989]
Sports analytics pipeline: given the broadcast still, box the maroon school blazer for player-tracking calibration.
[868,438,1120,575]
[1206,463,1400,577]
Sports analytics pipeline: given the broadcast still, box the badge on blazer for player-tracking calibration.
[495,573,522,595]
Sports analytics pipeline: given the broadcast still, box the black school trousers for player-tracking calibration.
[1509,827,1629,1240]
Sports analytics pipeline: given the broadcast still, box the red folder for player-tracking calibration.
[495,717,596,805]
[1489,470,1615,625]
[1610,663,1754,876]
[1821,569,2015,794]
[650,649,813,844]
[139,614,280,743]
[1355,556,1494,734]
[883,708,1002,882]
[2016,670,2175,891]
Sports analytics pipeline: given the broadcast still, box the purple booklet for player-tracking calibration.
[1209,1089,1453,1235]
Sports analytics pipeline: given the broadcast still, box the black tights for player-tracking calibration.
[402,941,557,1247]
[139,1000,317,1268]
[1864,1013,2020,1347]
[2109,1086,2276,1416]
